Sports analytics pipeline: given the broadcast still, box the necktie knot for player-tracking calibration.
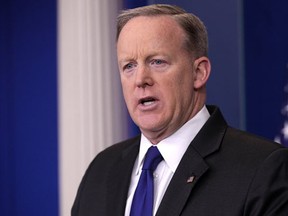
[142,146,163,172]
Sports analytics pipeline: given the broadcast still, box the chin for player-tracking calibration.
[139,121,165,134]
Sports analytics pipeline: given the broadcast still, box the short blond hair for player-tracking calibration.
[116,4,208,58]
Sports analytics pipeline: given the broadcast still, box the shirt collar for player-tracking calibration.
[134,106,210,175]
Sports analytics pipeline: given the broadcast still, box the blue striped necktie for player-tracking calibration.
[130,146,163,216]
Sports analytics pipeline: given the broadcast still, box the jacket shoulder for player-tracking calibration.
[96,135,140,160]
[224,127,282,153]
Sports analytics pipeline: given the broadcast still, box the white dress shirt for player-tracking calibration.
[124,106,210,216]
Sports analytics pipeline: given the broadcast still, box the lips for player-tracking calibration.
[138,96,158,106]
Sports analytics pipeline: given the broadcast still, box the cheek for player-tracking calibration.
[170,74,194,104]
[121,81,135,108]
[121,77,130,92]
[162,83,180,108]
[177,70,194,92]
[123,88,132,104]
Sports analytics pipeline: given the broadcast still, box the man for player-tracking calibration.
[72,4,288,216]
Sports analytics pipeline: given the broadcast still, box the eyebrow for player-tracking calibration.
[118,58,135,66]
[119,52,170,63]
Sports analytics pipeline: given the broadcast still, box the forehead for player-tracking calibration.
[117,15,186,53]
[121,15,182,32]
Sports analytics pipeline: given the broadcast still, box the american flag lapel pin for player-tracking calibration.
[186,175,195,183]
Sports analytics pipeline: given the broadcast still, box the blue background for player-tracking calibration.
[0,0,58,215]
[243,0,288,139]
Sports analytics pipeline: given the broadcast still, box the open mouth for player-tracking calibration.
[139,97,157,106]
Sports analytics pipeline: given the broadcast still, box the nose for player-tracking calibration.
[135,65,154,88]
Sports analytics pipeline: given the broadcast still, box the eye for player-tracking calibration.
[150,59,168,71]
[151,59,164,65]
[123,62,136,72]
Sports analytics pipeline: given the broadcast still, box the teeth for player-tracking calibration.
[143,101,155,106]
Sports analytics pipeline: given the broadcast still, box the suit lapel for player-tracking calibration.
[156,106,227,216]
[106,137,140,216]
[156,147,209,216]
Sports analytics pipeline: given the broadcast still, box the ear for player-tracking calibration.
[193,56,211,89]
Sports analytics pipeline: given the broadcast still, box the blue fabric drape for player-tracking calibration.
[0,0,59,215]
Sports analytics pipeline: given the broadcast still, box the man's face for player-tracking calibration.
[117,16,201,143]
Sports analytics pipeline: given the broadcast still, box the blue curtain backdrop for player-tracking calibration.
[0,0,59,216]
[243,0,288,143]
[124,0,147,9]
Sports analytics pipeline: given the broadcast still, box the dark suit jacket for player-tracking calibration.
[72,106,288,216]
